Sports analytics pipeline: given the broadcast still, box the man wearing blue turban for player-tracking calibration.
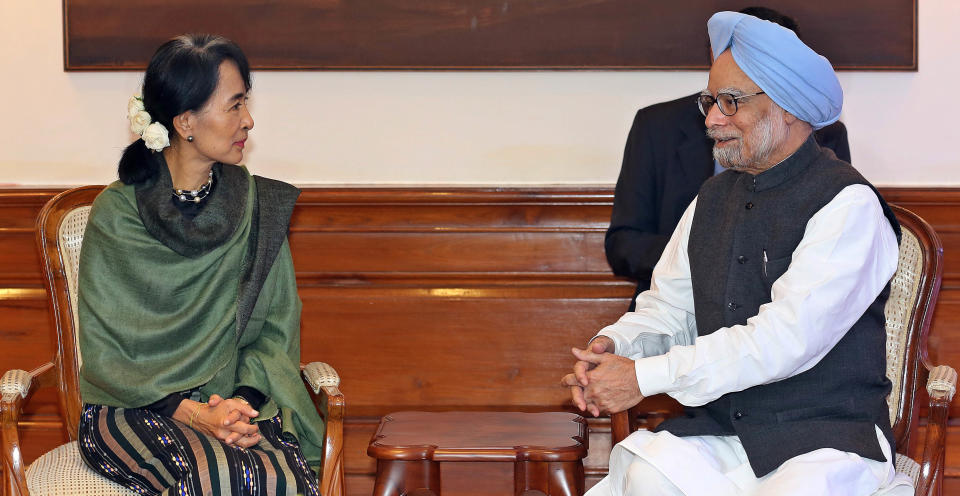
[562,11,913,496]
[605,7,851,315]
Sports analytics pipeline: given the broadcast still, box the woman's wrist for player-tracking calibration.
[188,402,207,428]
[172,399,204,426]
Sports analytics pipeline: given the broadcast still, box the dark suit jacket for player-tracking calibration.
[605,93,851,308]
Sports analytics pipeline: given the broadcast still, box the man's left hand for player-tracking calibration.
[572,347,645,415]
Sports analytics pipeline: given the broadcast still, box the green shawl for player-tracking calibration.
[78,162,325,466]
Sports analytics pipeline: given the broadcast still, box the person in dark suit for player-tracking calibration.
[605,7,851,310]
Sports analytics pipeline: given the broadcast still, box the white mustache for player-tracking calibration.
[706,128,740,141]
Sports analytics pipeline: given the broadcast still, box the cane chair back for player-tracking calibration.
[885,205,938,452]
[37,186,100,440]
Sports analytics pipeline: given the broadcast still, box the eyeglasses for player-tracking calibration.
[697,91,766,117]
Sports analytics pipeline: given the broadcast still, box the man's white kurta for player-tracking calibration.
[588,184,913,496]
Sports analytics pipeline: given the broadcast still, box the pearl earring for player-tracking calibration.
[187,136,194,142]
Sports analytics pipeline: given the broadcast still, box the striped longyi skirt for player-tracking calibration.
[78,404,320,496]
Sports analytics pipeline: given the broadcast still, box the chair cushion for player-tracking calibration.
[26,442,136,496]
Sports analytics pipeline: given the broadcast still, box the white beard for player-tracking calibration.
[709,106,788,171]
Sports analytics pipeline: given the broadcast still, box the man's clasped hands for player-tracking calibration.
[561,336,647,416]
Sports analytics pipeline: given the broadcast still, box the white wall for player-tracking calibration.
[1,1,955,187]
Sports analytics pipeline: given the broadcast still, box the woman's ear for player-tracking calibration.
[172,111,195,141]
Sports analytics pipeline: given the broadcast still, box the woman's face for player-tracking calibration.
[188,60,253,165]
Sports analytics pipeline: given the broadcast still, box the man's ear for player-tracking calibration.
[172,111,195,141]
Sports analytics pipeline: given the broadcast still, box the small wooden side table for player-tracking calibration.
[367,411,588,496]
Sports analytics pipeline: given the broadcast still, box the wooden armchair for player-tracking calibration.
[610,204,957,496]
[1,185,345,496]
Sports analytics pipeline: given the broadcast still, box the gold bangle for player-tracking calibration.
[188,402,206,429]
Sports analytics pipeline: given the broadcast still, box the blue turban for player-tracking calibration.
[707,11,842,130]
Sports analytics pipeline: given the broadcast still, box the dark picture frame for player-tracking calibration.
[63,0,917,71]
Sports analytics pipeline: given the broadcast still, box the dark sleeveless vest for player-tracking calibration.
[653,135,900,477]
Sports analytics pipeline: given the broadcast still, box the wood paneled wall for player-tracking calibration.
[2,186,959,495]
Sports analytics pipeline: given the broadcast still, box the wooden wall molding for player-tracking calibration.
[1,186,958,494]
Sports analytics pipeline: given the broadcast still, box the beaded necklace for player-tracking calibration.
[172,170,214,203]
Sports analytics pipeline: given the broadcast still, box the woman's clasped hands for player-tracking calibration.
[177,394,261,448]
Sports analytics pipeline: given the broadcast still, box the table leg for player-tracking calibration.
[514,460,584,496]
[372,459,441,496]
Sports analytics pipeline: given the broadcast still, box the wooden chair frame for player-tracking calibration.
[1,185,345,496]
[610,204,954,496]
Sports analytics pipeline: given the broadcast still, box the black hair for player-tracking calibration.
[738,7,802,39]
[118,34,252,184]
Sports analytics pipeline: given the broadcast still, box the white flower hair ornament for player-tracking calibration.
[127,95,170,152]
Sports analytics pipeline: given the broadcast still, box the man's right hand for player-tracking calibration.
[562,336,615,415]
[575,336,615,386]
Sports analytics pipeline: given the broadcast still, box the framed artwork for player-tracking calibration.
[64,0,916,70]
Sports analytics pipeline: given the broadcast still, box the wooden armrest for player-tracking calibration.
[611,403,649,445]
[300,362,344,496]
[611,410,630,444]
[2,363,56,496]
[916,365,956,496]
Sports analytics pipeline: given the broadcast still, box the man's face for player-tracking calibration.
[703,51,789,174]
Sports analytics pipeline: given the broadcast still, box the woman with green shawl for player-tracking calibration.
[76,34,324,496]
